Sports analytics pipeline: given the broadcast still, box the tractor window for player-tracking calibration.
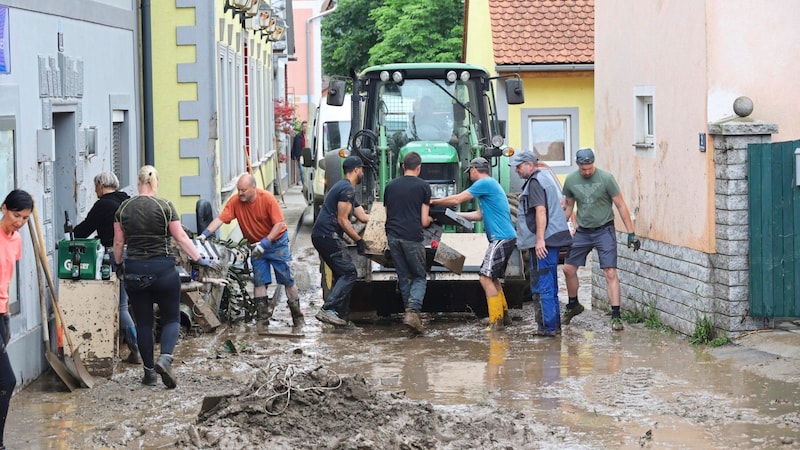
[375,79,485,145]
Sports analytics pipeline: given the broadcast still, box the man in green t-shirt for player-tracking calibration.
[561,148,640,331]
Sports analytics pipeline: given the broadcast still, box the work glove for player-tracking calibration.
[196,229,212,242]
[115,262,125,280]
[627,233,641,251]
[356,239,367,255]
[251,238,272,259]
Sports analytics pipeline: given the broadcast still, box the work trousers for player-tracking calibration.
[387,236,427,312]
[124,257,181,369]
[530,248,561,333]
[312,235,357,320]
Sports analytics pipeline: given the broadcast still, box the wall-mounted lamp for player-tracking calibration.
[268,17,287,42]
[230,0,252,9]
[795,148,800,187]
[257,2,273,29]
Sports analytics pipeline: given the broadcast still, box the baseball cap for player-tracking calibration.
[342,156,363,172]
[509,151,539,167]
[575,148,595,164]
[464,157,490,173]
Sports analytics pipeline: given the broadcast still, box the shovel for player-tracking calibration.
[30,203,96,388]
[28,221,80,391]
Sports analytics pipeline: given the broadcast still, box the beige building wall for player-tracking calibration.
[707,0,800,140]
[595,0,712,252]
[463,0,496,75]
[598,0,800,253]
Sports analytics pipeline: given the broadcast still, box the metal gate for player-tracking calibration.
[747,140,800,317]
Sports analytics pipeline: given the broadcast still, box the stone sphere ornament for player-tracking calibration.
[733,96,753,117]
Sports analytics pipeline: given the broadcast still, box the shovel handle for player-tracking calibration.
[31,204,77,355]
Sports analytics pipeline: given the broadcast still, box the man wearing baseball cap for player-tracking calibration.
[311,155,370,327]
[510,151,573,336]
[561,148,639,331]
[431,157,517,330]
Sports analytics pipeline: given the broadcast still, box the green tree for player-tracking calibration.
[369,0,463,65]
[321,0,382,78]
[321,0,464,78]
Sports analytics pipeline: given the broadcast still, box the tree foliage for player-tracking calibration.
[321,0,463,78]
[369,0,463,66]
[321,0,382,78]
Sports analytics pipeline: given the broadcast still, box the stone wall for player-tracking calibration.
[589,117,778,336]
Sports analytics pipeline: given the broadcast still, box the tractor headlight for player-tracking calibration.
[431,183,456,199]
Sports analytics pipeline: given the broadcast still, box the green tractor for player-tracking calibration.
[319,62,527,317]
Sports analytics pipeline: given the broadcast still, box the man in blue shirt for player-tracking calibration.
[431,157,517,330]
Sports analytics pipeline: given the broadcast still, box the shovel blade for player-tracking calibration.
[61,348,96,389]
[45,352,80,392]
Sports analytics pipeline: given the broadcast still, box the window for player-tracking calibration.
[0,116,18,314]
[634,86,655,150]
[520,107,579,168]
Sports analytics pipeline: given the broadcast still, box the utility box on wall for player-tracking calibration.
[58,278,119,377]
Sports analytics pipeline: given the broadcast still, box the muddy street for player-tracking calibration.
[6,211,800,449]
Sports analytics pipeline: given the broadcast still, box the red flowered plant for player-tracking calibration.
[274,98,297,135]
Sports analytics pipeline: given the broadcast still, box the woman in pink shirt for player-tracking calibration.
[0,189,32,450]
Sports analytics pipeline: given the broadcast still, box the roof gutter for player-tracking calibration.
[496,63,595,73]
[306,2,338,120]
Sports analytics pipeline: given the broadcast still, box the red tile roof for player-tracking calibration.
[488,0,594,65]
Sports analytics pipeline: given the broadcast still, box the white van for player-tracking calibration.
[303,95,352,219]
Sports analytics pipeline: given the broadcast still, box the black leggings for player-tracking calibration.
[124,257,181,370]
[0,314,15,447]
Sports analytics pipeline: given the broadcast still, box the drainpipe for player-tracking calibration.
[305,3,337,120]
[141,0,155,165]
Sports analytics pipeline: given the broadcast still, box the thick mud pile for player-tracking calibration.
[183,351,566,449]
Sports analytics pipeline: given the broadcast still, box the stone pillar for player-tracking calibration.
[708,102,778,332]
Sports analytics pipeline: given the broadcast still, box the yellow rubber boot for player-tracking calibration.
[499,290,512,326]
[486,294,504,331]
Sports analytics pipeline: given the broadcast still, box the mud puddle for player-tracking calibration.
[5,220,800,449]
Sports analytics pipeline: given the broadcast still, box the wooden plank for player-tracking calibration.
[793,140,800,316]
[748,142,766,316]
[777,141,794,316]
[181,291,221,332]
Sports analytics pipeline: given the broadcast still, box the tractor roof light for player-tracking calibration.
[391,71,404,83]
[380,71,390,82]
[460,71,471,82]
[491,134,504,148]
[446,71,458,83]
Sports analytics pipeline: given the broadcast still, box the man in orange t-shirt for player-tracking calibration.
[198,173,303,328]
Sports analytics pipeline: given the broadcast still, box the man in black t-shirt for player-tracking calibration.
[311,156,370,327]
[384,152,432,334]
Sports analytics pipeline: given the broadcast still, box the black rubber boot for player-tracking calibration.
[255,296,277,322]
[123,341,142,364]
[142,367,157,386]
[287,298,305,328]
[155,354,177,389]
